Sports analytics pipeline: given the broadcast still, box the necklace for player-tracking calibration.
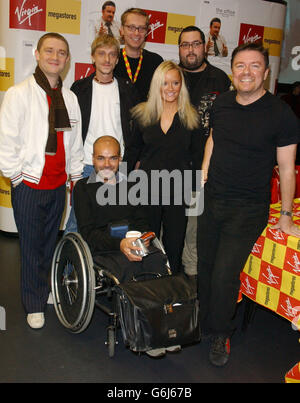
[94,76,114,85]
[122,48,143,83]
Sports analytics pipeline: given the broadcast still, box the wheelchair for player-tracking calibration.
[50,232,171,357]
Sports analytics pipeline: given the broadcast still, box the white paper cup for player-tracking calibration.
[126,231,141,239]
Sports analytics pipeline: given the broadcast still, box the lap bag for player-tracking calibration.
[115,274,200,352]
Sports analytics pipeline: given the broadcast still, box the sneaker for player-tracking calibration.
[209,336,230,367]
[27,313,45,329]
[146,348,166,358]
[166,345,181,353]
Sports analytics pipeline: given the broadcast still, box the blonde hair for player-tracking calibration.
[131,61,199,130]
[91,33,120,55]
[121,8,150,27]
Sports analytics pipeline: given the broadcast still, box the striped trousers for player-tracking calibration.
[11,182,66,313]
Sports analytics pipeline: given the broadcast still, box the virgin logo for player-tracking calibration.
[143,9,167,44]
[74,63,95,82]
[242,28,262,44]
[147,14,164,40]
[14,0,43,26]
[238,23,264,46]
[10,0,46,31]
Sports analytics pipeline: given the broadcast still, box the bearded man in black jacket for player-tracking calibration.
[178,26,231,276]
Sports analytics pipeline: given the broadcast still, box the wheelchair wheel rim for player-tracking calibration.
[51,233,95,333]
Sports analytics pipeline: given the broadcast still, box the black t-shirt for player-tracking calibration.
[183,63,231,136]
[114,48,163,101]
[207,90,300,201]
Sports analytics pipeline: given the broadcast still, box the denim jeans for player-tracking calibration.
[196,190,269,336]
[64,164,94,234]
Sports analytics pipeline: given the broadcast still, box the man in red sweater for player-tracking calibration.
[0,33,83,329]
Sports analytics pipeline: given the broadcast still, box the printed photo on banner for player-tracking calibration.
[198,0,239,74]
[87,0,130,47]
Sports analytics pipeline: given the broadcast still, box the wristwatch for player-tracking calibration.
[280,210,293,217]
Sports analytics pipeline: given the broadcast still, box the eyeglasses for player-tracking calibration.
[124,24,148,34]
[179,41,203,50]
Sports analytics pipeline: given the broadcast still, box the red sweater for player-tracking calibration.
[24,94,67,189]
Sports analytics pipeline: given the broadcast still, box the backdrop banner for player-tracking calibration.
[0,0,288,232]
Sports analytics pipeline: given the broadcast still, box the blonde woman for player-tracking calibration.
[128,60,201,273]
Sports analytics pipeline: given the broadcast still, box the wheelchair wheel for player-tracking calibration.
[107,326,116,358]
[51,232,96,333]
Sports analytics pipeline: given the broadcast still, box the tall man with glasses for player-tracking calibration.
[178,26,231,277]
[114,8,163,101]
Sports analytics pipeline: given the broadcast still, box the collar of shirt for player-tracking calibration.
[87,168,127,184]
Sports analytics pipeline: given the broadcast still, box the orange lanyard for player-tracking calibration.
[122,48,143,83]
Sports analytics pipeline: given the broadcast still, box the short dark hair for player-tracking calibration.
[231,42,269,69]
[210,17,221,27]
[102,1,115,11]
[178,26,205,45]
[36,32,69,55]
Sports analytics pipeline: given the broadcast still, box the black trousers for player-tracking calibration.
[146,204,187,274]
[197,190,269,337]
[11,182,66,313]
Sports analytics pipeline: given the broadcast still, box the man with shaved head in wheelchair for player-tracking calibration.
[73,136,169,287]
[73,136,183,357]
[53,136,200,357]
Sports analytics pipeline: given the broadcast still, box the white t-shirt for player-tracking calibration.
[83,78,124,165]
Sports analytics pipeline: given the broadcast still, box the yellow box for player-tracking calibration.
[281,271,300,300]
[287,235,300,252]
[262,238,286,269]
[0,176,12,208]
[263,27,283,57]
[256,282,279,311]
[46,0,81,35]
[0,58,14,92]
[243,254,262,281]
[165,13,195,45]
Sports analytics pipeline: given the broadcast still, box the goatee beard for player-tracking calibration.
[179,59,205,72]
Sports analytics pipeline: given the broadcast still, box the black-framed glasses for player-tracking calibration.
[124,24,148,33]
[179,41,203,50]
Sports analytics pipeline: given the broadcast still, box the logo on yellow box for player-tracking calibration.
[263,27,283,57]
[165,13,195,45]
[0,58,14,92]
[46,0,81,35]
[0,176,12,208]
